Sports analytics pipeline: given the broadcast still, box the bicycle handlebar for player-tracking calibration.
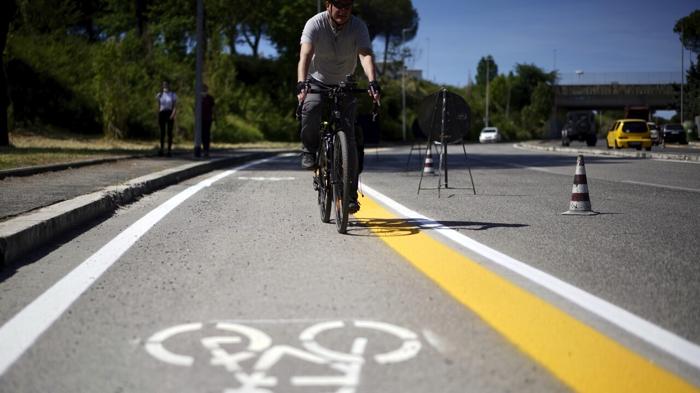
[296,84,380,121]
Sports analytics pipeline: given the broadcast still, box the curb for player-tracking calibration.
[0,151,280,265]
[515,142,700,162]
[0,154,151,180]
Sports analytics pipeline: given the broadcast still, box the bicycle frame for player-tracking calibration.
[300,77,377,233]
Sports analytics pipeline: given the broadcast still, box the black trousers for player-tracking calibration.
[158,110,174,152]
[202,120,212,152]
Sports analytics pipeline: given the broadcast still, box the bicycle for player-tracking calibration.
[297,75,378,234]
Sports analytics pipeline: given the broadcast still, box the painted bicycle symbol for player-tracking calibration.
[145,320,422,393]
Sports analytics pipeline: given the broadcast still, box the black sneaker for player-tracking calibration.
[301,152,316,169]
[348,196,360,214]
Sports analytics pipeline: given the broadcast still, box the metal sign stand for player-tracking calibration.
[418,88,476,197]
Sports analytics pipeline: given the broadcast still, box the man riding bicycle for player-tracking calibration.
[297,0,381,213]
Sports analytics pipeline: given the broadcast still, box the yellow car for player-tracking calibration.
[606,119,652,151]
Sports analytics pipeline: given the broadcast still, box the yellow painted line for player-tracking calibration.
[354,194,699,393]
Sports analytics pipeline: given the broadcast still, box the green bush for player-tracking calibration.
[215,114,264,143]
[7,35,100,133]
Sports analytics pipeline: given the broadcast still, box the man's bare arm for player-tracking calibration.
[359,48,380,104]
[297,42,314,102]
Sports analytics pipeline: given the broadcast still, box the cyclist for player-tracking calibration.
[296,0,381,213]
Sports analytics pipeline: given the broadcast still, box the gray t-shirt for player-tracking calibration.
[300,11,372,85]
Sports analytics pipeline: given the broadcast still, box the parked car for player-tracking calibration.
[606,119,652,151]
[647,122,661,145]
[661,123,688,144]
[479,127,501,143]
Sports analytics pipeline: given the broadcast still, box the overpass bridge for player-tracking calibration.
[554,72,680,111]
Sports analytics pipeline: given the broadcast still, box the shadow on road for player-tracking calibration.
[348,217,528,237]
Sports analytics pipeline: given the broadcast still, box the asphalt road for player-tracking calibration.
[1,143,699,392]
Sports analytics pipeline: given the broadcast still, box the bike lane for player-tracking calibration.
[0,154,567,393]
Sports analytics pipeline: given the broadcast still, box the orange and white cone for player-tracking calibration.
[423,148,435,175]
[562,155,598,215]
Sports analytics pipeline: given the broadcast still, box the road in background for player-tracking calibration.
[0,143,699,392]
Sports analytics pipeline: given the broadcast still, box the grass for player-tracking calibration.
[0,129,298,171]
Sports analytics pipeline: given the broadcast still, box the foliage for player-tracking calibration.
[3,0,557,146]
[520,82,553,138]
[355,0,419,75]
[674,10,700,54]
[684,54,700,123]
[7,34,101,133]
[476,56,498,86]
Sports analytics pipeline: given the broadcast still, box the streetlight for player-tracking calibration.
[401,27,411,142]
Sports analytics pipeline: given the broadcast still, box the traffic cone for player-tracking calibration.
[562,155,598,215]
[423,148,435,175]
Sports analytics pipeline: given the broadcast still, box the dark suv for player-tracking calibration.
[561,111,597,147]
[662,124,687,144]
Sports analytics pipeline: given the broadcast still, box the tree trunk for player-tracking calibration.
[135,0,147,37]
[0,0,16,147]
[227,26,237,55]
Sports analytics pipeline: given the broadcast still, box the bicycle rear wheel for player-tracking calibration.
[317,143,332,223]
[333,130,350,234]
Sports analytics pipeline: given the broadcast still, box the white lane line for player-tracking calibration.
[360,182,700,371]
[0,156,277,376]
[238,176,295,181]
[622,180,700,193]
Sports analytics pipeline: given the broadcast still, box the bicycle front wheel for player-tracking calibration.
[318,142,332,223]
[333,130,351,234]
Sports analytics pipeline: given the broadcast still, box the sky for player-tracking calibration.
[405,0,698,86]
[245,0,698,88]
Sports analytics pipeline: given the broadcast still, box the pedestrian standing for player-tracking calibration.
[200,84,215,157]
[156,81,177,157]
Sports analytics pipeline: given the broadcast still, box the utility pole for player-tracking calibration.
[681,25,685,125]
[401,28,411,142]
[485,59,490,127]
[317,0,321,13]
[194,0,204,157]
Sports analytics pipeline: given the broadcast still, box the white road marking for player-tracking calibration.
[360,182,700,371]
[422,329,451,356]
[238,176,296,181]
[145,322,203,367]
[0,156,277,376]
[145,320,422,392]
[622,180,700,193]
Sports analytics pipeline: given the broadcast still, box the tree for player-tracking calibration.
[674,10,700,54]
[476,55,497,86]
[521,81,553,137]
[355,0,419,75]
[1,0,18,146]
[685,54,700,123]
[510,63,555,111]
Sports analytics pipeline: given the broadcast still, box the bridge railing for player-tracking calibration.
[557,72,682,86]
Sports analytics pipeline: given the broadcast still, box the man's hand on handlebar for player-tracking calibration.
[368,80,381,106]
